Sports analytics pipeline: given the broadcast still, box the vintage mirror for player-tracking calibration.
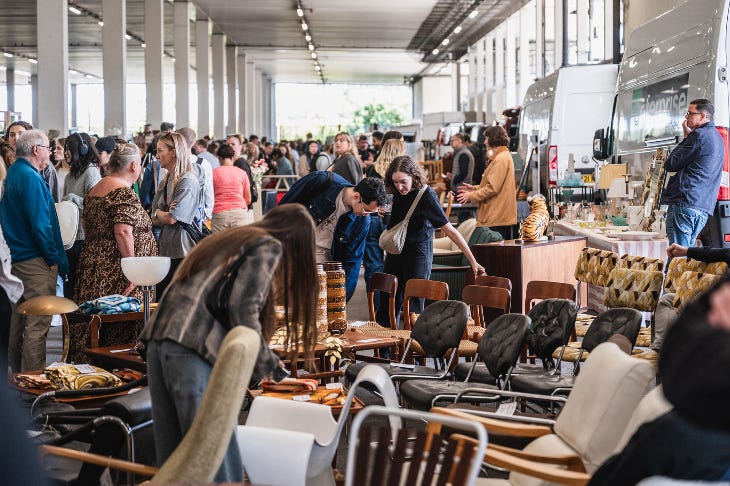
[638,148,667,231]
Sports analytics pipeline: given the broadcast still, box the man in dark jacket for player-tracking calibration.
[279,171,386,300]
[661,98,724,247]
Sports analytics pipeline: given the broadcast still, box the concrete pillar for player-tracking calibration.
[476,39,485,121]
[485,34,494,121]
[30,74,38,127]
[577,0,589,63]
[450,62,460,112]
[535,0,545,78]
[102,0,126,136]
[237,51,247,136]
[519,4,533,102]
[36,0,68,133]
[196,18,210,137]
[245,58,256,136]
[174,1,191,128]
[467,46,475,112]
[494,25,505,112]
[70,84,77,129]
[554,0,564,68]
[226,45,237,135]
[505,15,517,108]
[254,67,262,136]
[144,0,164,128]
[265,76,273,139]
[6,69,14,112]
[604,0,614,60]
[211,33,225,139]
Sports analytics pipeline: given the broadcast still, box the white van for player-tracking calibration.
[518,64,619,195]
[593,0,730,246]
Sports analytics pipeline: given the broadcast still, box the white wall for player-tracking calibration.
[418,76,455,114]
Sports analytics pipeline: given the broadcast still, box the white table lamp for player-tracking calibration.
[121,256,171,328]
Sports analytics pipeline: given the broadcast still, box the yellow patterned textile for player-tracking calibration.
[603,267,663,312]
[664,258,727,293]
[574,248,619,287]
[672,271,721,309]
[44,363,122,391]
[618,254,664,272]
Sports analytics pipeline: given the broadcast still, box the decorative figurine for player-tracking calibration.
[522,194,551,241]
[514,217,524,244]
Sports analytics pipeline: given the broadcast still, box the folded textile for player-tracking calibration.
[78,294,141,315]
[44,363,122,390]
[14,373,53,389]
[261,378,318,394]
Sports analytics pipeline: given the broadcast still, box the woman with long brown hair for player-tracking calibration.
[331,131,362,184]
[140,203,319,482]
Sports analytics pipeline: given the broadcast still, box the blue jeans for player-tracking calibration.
[665,205,708,248]
[146,339,243,482]
[363,215,385,310]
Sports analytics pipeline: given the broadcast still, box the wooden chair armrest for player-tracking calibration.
[430,407,553,438]
[488,443,587,472]
[485,446,590,486]
[39,444,158,478]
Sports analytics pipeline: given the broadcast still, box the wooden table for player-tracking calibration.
[247,386,363,419]
[8,371,135,408]
[472,236,587,314]
[84,344,147,372]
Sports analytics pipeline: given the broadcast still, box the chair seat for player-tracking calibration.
[552,342,588,362]
[510,373,576,395]
[400,380,499,410]
[636,327,651,347]
[467,324,485,341]
[576,322,591,337]
[457,339,478,358]
[632,349,659,368]
[454,362,497,385]
[345,361,448,385]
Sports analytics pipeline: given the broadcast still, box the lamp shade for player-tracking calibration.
[607,177,629,198]
[18,296,78,316]
[121,256,171,286]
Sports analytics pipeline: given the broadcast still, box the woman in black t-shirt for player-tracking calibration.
[376,155,485,327]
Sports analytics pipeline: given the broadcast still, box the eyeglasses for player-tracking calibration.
[686,111,704,117]
[36,144,51,151]
[358,200,379,214]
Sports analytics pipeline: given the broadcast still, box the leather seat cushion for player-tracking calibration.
[101,387,152,426]
[510,373,577,395]
[401,380,499,410]
[454,362,497,385]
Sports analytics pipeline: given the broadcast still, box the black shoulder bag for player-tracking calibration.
[206,251,249,328]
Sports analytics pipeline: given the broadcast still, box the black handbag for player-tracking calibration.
[178,220,208,243]
[205,250,249,328]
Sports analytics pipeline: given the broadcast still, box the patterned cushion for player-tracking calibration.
[635,327,651,347]
[574,248,619,287]
[603,268,663,312]
[664,258,727,293]
[672,271,721,309]
[618,254,664,272]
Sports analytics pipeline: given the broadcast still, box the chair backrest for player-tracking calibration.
[444,191,454,219]
[613,386,672,454]
[581,307,643,352]
[345,405,487,486]
[476,313,530,384]
[461,285,511,327]
[553,342,654,473]
[574,248,618,287]
[403,279,449,330]
[524,280,576,312]
[603,267,663,312]
[472,274,513,292]
[152,326,259,484]
[671,270,722,309]
[410,300,468,358]
[368,272,398,329]
[664,257,727,293]
[525,298,578,361]
[618,254,664,272]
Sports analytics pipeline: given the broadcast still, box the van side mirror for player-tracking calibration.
[593,128,608,160]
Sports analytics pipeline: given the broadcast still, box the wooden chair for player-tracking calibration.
[403,278,449,331]
[470,273,513,292]
[40,326,260,484]
[62,311,145,364]
[368,272,398,329]
[463,285,512,343]
[345,405,486,486]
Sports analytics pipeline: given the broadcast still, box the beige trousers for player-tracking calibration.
[211,208,249,232]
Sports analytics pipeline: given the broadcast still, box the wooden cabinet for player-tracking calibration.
[472,236,587,314]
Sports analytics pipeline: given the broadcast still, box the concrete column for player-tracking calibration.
[467,46,475,112]
[505,16,517,108]
[494,25,505,112]
[265,77,273,139]
[237,51,246,136]
[535,0,545,78]
[554,0,564,68]
[245,58,256,136]
[604,0,614,60]
[577,0,589,64]
[450,62,460,111]
[6,69,14,112]
[196,18,210,137]
[174,1,191,128]
[70,84,77,129]
[254,68,262,136]
[36,0,68,133]
[211,33,225,139]
[226,45,237,135]
[519,4,533,102]
[102,0,126,136]
[30,74,38,127]
[144,0,164,128]
[476,39,485,121]
[485,34,494,121]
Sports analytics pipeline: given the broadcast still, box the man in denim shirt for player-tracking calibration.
[280,171,386,300]
[661,98,724,247]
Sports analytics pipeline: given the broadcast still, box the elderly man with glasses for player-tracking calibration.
[280,171,387,301]
[661,98,725,247]
[0,129,67,372]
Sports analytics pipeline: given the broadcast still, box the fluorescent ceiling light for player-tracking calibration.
[453,26,462,34]
[305,34,311,42]
[432,48,439,55]
[141,43,146,48]
[3,52,13,58]
[125,34,132,40]
[311,52,317,59]
[69,6,82,15]
[28,58,38,64]
[441,38,449,46]
[301,22,308,31]
[297,8,304,17]
[469,9,478,19]
[308,44,314,50]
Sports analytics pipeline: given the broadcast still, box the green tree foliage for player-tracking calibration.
[349,103,405,133]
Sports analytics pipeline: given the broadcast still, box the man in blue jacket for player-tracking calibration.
[280,171,386,300]
[661,98,725,247]
[1,130,68,372]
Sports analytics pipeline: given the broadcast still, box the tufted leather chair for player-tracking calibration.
[345,300,468,388]
[400,313,530,410]
[510,308,643,396]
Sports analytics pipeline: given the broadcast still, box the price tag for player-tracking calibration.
[496,399,517,416]
[74,364,97,374]
[326,382,343,390]
[292,394,311,402]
